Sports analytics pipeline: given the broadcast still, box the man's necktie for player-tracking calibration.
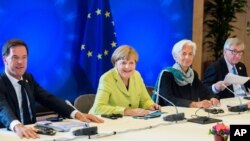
[232,66,246,96]
[232,66,237,75]
[18,80,32,124]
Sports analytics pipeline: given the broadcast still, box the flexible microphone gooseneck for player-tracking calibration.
[65,100,77,110]
[153,90,185,122]
[155,70,166,104]
[154,70,185,122]
[222,84,248,112]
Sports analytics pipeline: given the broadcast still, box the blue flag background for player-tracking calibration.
[80,0,117,93]
[0,0,193,101]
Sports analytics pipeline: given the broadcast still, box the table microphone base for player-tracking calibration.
[228,105,249,112]
[187,116,222,124]
[163,113,185,121]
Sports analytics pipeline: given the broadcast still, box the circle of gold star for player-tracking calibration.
[87,13,91,19]
[87,51,93,57]
[95,9,101,15]
[97,54,102,59]
[111,41,117,48]
[105,11,110,18]
[104,50,109,56]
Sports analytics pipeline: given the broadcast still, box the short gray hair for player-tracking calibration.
[224,37,245,50]
[172,39,196,61]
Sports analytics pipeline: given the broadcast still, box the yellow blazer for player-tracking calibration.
[89,68,154,115]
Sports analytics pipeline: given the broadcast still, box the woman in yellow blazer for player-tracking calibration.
[89,45,160,116]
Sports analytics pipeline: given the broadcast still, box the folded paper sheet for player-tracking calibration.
[224,73,250,84]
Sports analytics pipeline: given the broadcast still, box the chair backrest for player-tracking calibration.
[74,94,96,113]
[146,86,154,96]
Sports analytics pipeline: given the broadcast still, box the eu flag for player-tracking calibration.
[80,0,117,93]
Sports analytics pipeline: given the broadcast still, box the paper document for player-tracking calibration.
[36,120,86,132]
[224,73,250,84]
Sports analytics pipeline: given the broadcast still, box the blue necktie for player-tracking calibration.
[232,66,247,96]
[18,80,32,124]
[232,66,237,74]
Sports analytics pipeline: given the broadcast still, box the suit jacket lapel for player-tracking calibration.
[235,64,244,76]
[220,58,229,77]
[1,73,21,118]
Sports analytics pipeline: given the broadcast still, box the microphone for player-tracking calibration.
[222,84,249,112]
[153,90,185,122]
[65,100,76,109]
[65,100,80,111]
[153,69,185,122]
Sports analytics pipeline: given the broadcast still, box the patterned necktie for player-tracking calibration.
[18,80,32,124]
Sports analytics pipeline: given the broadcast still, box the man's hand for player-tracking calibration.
[214,81,230,91]
[75,112,104,123]
[14,124,39,139]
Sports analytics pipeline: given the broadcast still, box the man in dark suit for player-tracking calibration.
[203,38,250,99]
[0,39,103,139]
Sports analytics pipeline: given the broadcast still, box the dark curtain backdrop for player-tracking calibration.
[0,0,193,101]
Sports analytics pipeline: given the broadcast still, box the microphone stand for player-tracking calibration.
[154,70,185,122]
[65,100,77,110]
[154,91,185,122]
[222,84,248,113]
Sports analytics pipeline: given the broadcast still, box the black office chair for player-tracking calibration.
[146,86,154,96]
[74,94,96,113]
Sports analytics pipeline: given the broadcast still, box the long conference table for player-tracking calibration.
[0,98,249,141]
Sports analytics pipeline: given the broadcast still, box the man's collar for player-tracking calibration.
[224,56,235,70]
[5,70,23,86]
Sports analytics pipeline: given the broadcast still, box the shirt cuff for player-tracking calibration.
[10,120,21,131]
[71,109,79,119]
[212,84,220,94]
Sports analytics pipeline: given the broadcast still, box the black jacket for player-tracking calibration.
[203,57,250,99]
[0,72,74,129]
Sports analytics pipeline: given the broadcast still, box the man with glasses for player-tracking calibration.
[203,38,250,99]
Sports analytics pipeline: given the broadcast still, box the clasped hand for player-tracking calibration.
[124,103,161,116]
[191,98,220,108]
[196,98,220,108]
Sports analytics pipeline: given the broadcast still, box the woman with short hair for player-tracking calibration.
[152,39,220,108]
[89,45,160,116]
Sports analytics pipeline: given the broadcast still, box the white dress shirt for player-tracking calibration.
[5,71,78,131]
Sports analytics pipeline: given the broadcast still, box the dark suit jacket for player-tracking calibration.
[0,72,75,129]
[203,57,250,99]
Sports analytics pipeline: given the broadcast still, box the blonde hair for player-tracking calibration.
[111,45,139,66]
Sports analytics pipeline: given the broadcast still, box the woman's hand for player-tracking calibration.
[246,102,250,108]
[124,108,149,116]
[149,103,161,111]
[210,98,220,107]
[190,100,212,108]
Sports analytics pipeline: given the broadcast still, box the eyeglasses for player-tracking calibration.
[226,49,244,55]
